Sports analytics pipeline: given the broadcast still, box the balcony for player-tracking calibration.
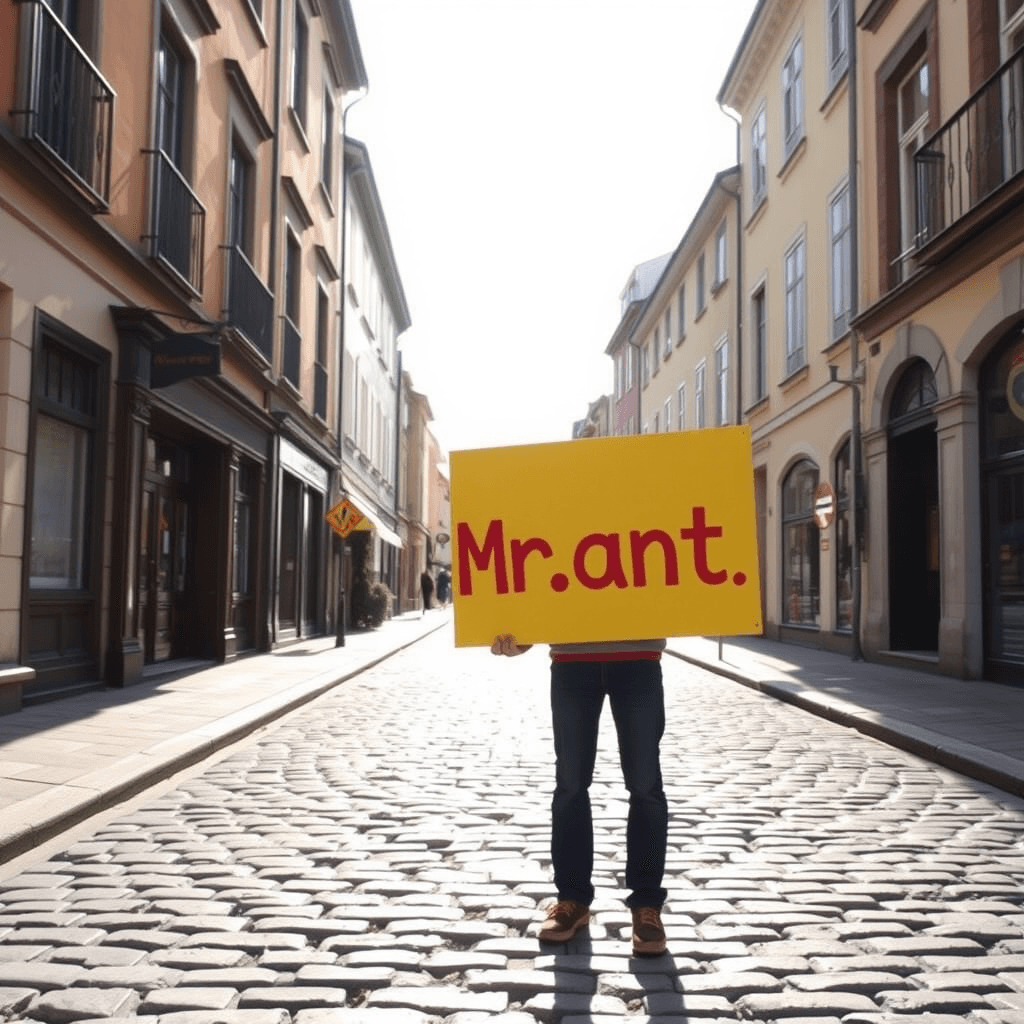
[146,149,205,294]
[282,316,301,390]
[226,245,273,362]
[14,0,114,209]
[314,362,328,421]
[915,47,1024,262]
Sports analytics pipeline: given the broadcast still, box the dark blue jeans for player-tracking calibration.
[550,658,668,908]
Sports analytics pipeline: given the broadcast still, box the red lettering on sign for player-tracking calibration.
[629,529,679,587]
[679,506,728,585]
[511,536,554,593]
[573,533,629,590]
[457,519,509,596]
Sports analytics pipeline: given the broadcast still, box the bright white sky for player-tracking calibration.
[346,0,758,456]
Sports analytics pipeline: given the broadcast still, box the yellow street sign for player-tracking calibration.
[450,426,762,647]
[325,498,368,538]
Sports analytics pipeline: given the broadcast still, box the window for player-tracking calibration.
[835,440,852,632]
[897,56,929,281]
[285,230,301,325]
[642,344,650,388]
[784,236,806,375]
[828,0,849,89]
[830,183,851,340]
[782,459,820,626]
[713,221,728,288]
[291,5,308,127]
[321,87,334,192]
[695,362,706,428]
[316,283,329,368]
[677,285,686,341]
[157,30,185,168]
[696,253,706,314]
[229,139,254,257]
[664,397,672,431]
[29,339,99,590]
[752,285,767,401]
[751,106,768,205]
[653,411,660,434]
[714,338,729,426]
[664,309,672,356]
[652,328,660,373]
[677,383,686,430]
[782,36,804,156]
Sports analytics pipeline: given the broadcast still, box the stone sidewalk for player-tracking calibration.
[0,611,449,864]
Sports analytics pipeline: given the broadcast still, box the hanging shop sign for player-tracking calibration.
[150,333,221,389]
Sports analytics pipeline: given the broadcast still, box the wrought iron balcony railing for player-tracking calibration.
[226,245,274,362]
[14,0,115,209]
[146,149,206,293]
[282,316,301,389]
[314,362,328,420]
[915,46,1024,247]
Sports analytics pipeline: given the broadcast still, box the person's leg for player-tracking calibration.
[607,659,668,909]
[550,659,605,907]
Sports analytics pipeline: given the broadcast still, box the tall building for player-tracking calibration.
[0,0,367,710]
[854,0,1024,680]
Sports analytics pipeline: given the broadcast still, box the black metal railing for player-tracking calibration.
[147,149,205,293]
[314,362,328,420]
[15,0,114,208]
[915,46,1024,246]
[226,245,274,361]
[282,316,301,388]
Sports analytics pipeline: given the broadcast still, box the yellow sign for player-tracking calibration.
[451,426,761,647]
[325,498,368,538]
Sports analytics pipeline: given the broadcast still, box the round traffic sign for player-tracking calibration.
[814,482,836,529]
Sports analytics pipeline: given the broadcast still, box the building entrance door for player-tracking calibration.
[887,360,940,652]
[140,439,193,663]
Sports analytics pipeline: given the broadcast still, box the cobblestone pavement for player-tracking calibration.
[1,627,1024,1024]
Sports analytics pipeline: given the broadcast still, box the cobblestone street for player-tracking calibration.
[1,625,1024,1023]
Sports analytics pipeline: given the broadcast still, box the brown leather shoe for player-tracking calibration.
[631,905,667,956]
[538,900,590,942]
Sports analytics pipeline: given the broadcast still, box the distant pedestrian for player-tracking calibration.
[420,570,434,613]
[436,567,451,607]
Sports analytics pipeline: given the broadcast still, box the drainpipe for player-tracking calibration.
[718,104,743,425]
[334,88,367,648]
[847,0,864,662]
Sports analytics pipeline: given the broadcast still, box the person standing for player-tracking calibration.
[436,567,451,607]
[420,569,435,612]
[491,633,668,956]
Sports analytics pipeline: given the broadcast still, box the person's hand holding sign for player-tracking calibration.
[490,634,533,657]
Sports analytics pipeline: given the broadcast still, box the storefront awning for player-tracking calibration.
[344,492,404,549]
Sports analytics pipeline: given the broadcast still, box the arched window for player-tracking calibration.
[782,459,820,626]
[889,359,937,428]
[835,440,852,632]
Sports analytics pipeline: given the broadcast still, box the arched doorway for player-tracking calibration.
[888,360,940,651]
[980,327,1024,684]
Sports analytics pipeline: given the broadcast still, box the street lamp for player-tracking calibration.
[829,363,865,661]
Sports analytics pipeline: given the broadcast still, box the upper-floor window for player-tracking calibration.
[652,327,660,373]
[696,253,706,315]
[830,182,851,340]
[229,138,254,258]
[828,0,850,89]
[664,309,672,357]
[321,88,334,193]
[157,30,186,169]
[285,230,301,326]
[291,5,308,128]
[677,383,686,430]
[695,362,707,428]
[714,338,729,426]
[652,411,660,434]
[751,105,768,205]
[785,235,806,375]
[782,36,804,156]
[752,285,767,401]
[642,344,650,388]
[1003,0,1024,54]
[664,396,672,430]
[713,221,728,288]
[897,57,930,280]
